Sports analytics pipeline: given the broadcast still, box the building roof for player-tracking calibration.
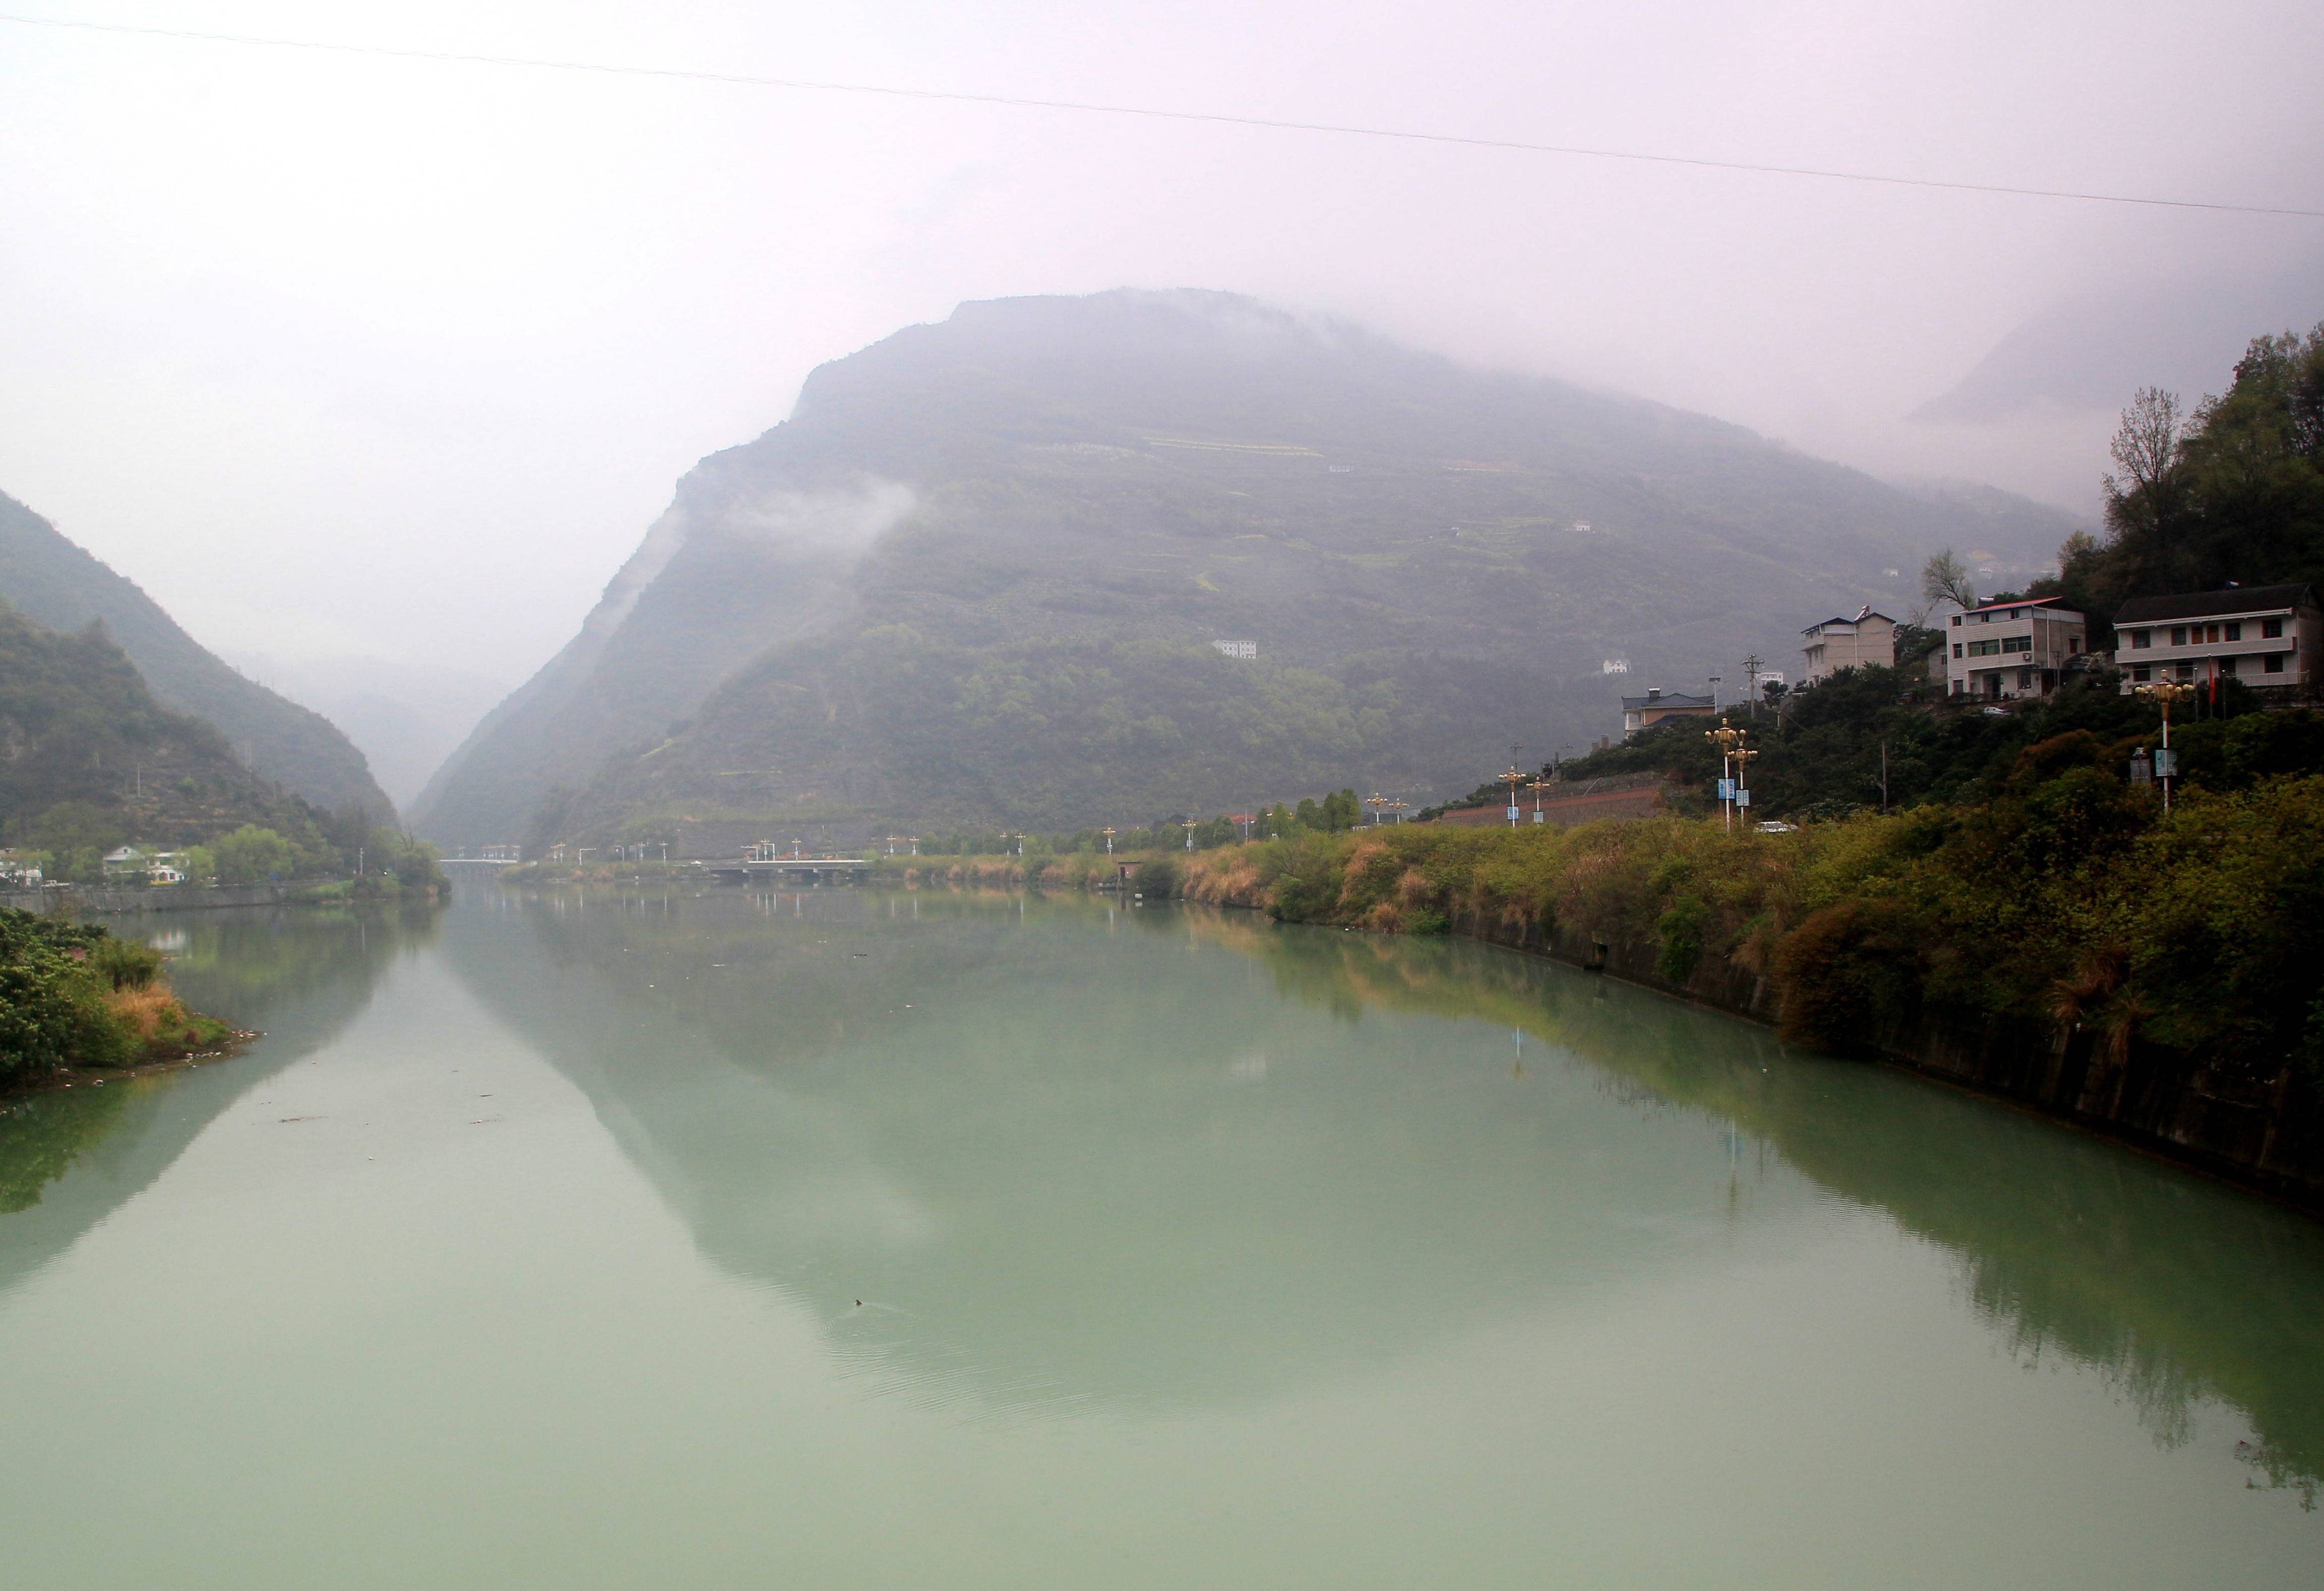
[1802,604,1897,637]
[2115,583,2320,624]
[1962,595,2073,617]
[1620,691,1714,711]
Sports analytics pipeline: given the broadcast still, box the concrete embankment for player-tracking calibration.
[2,884,297,915]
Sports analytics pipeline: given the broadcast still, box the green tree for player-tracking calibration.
[213,825,295,885]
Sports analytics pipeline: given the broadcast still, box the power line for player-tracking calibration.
[4,11,2320,221]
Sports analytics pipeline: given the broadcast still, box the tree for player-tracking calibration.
[1920,549,1976,616]
[213,825,294,885]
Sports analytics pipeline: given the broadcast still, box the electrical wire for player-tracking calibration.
[3,11,2319,220]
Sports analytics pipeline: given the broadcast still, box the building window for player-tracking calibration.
[2221,654,2239,675]
[1951,642,1962,658]
[2001,635,2031,654]
[2205,623,2221,643]
[1951,614,1962,627]
[2225,621,2242,641]
[2132,665,2151,681]
[1950,678,1964,694]
[2265,654,2286,674]
[2129,629,2151,649]
[2177,662,2195,679]
[2171,626,2187,646]
[2009,607,2024,619]
[2018,668,2035,689]
[2263,617,2284,639]
[1966,638,2002,657]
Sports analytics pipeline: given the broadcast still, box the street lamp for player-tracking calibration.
[1706,725,1751,832]
[2134,679,2197,811]
[1388,798,1408,824]
[1366,792,1387,825]
[1230,812,1256,843]
[1102,826,1117,857]
[1501,764,1526,828]
[1181,818,1198,850]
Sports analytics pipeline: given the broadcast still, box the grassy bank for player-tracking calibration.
[0,908,239,1093]
[1162,770,2324,1077]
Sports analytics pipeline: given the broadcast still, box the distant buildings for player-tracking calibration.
[1210,640,1258,659]
[1622,687,1716,736]
[100,846,189,884]
[1601,658,1631,675]
[1801,605,1896,681]
[0,849,42,887]
[1945,597,2086,702]
[2113,584,2320,697]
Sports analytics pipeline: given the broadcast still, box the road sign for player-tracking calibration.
[1716,778,1735,800]
[1736,789,1752,808]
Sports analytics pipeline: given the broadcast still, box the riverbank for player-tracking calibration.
[865,780,2324,1210]
[0,878,442,916]
[1,907,247,1099]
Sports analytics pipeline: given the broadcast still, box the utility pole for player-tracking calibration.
[1742,655,1763,718]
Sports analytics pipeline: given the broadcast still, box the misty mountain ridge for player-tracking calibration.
[412,289,2081,849]
[0,491,394,818]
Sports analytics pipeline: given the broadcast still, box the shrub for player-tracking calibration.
[1771,900,1926,1054]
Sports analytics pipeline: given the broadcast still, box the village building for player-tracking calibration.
[0,849,43,887]
[1800,605,1896,681]
[2113,584,2320,698]
[1945,597,2087,702]
[1621,687,1715,736]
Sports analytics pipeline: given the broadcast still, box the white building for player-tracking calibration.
[2114,584,2321,698]
[1945,597,2087,702]
[1211,640,1258,659]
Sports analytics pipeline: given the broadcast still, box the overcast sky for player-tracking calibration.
[2,0,2319,689]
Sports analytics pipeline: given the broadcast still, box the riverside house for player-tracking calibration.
[1800,605,1896,681]
[1945,597,2087,702]
[1621,687,1715,737]
[2113,584,2321,699]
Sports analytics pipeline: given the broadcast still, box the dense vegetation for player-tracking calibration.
[0,907,232,1090]
[0,489,391,815]
[2042,323,2324,637]
[0,599,444,889]
[1150,752,2324,1087]
[421,289,2075,848]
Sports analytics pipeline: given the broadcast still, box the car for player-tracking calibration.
[1753,820,1796,834]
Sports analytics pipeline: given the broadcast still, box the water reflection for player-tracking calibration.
[0,905,436,1287]
[1194,912,2324,1504]
[438,886,2323,1503]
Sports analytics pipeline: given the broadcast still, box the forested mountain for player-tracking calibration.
[0,601,330,862]
[0,492,392,817]
[413,290,2078,849]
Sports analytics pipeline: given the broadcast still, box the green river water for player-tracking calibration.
[1,885,2319,1588]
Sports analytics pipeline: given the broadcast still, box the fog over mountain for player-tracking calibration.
[3,2,2315,696]
[413,290,2080,848]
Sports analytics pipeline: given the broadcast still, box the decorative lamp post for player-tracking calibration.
[1181,818,1198,850]
[1366,792,1387,826]
[1102,826,1117,857]
[1389,799,1408,824]
[1706,725,1749,832]
[907,835,919,857]
[1229,812,1256,843]
[1501,764,1526,828]
[2133,679,2197,811]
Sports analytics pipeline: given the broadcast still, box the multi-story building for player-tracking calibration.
[2113,584,2321,697]
[1800,605,1896,681]
[1945,597,2087,702]
[1621,687,1716,736]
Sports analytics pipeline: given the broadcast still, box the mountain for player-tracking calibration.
[413,290,2084,850]
[0,492,392,817]
[0,600,331,854]
[223,652,512,813]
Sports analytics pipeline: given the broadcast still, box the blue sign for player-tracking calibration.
[2152,748,2178,778]
[1736,789,1752,808]
[1717,779,1735,800]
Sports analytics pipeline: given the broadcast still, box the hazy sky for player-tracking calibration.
[3,0,2319,688]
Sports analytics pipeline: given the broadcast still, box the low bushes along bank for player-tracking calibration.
[0,907,235,1091]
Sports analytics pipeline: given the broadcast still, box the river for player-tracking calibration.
[1,885,2318,1588]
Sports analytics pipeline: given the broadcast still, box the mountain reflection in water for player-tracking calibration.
[0,906,434,1292]
[442,887,2324,1499]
